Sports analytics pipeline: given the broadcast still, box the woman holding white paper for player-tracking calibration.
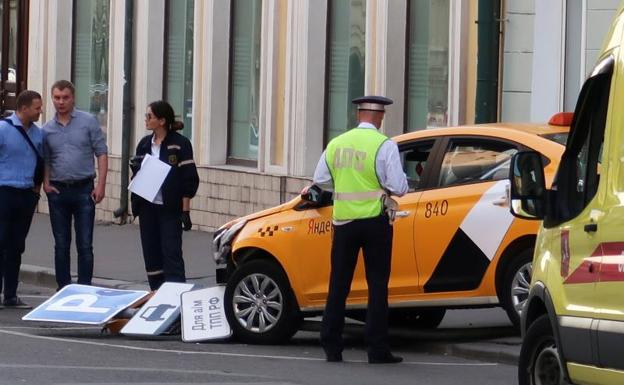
[129,101,199,290]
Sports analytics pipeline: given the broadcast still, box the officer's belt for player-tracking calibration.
[333,190,384,201]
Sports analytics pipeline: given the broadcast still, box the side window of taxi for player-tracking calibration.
[400,140,435,192]
[547,56,612,226]
[437,138,517,187]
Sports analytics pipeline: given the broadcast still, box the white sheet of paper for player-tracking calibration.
[128,154,171,203]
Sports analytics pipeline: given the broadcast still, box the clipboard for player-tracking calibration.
[128,154,171,202]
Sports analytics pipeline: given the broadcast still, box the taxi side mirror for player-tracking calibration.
[299,185,333,209]
[509,151,546,219]
[301,184,323,203]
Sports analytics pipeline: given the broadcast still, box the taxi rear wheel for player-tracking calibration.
[518,314,565,385]
[224,260,301,344]
[501,249,532,328]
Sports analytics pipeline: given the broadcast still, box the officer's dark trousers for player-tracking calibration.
[0,186,38,300]
[321,215,393,357]
[138,201,186,291]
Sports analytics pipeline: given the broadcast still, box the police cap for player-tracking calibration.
[352,95,394,112]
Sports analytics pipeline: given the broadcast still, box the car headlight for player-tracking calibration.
[212,219,247,264]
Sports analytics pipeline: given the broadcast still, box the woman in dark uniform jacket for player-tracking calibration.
[130,100,199,290]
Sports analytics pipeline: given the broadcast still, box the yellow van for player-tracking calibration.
[510,5,624,385]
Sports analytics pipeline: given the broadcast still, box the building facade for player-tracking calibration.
[5,0,618,230]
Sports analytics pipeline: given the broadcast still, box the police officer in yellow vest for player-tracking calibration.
[311,96,408,363]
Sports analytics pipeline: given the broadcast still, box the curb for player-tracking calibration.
[301,320,521,366]
[20,264,145,291]
[432,341,520,366]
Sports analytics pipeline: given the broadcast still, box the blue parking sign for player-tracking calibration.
[22,284,149,325]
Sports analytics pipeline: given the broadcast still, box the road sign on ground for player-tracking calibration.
[121,282,194,336]
[181,286,231,342]
[22,284,149,325]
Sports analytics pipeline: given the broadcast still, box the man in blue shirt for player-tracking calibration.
[0,90,44,309]
[42,80,108,290]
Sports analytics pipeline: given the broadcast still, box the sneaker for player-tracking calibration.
[3,297,32,309]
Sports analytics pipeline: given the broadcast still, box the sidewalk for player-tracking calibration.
[21,213,217,290]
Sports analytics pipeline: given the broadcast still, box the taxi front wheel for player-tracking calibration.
[518,314,565,385]
[224,260,301,344]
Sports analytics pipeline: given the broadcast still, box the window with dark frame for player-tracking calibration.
[163,0,194,138]
[72,0,110,132]
[404,0,450,132]
[227,0,262,166]
[0,0,29,114]
[323,0,366,144]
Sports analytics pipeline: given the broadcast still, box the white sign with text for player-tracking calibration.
[181,286,231,342]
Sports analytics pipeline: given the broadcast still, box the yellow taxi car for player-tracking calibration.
[511,6,624,384]
[213,117,569,344]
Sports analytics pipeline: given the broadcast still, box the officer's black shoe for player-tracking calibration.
[368,352,403,364]
[326,352,343,362]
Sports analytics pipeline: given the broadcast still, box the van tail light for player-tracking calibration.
[549,112,573,126]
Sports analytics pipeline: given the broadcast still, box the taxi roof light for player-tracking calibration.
[548,112,573,126]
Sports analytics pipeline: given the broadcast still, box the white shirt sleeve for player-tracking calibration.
[376,140,408,197]
[312,150,334,188]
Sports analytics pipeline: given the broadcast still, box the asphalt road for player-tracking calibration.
[0,285,519,385]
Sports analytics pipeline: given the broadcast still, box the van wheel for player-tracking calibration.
[389,308,446,329]
[501,249,532,328]
[518,314,565,385]
[224,260,301,344]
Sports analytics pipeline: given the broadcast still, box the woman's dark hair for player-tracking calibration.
[148,100,184,131]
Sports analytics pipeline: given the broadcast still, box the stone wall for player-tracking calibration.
[36,155,311,232]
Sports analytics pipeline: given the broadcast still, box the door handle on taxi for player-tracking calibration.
[395,211,410,218]
[492,196,509,207]
[584,223,598,233]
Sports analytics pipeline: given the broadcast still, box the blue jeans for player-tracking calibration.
[47,181,95,289]
[0,187,38,299]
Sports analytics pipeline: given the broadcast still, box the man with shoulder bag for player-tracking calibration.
[0,90,45,309]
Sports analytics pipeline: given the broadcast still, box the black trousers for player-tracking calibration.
[138,201,186,290]
[0,186,38,299]
[320,215,393,356]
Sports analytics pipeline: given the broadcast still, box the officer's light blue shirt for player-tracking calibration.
[0,113,44,188]
[43,108,108,182]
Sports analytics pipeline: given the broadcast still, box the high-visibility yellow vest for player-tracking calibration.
[326,128,388,220]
